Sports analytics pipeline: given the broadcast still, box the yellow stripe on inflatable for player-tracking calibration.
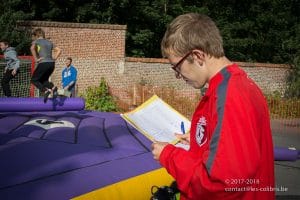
[72,168,174,200]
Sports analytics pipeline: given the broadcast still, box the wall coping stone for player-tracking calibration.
[125,57,290,68]
[17,20,127,30]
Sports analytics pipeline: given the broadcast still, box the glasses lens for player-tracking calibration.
[171,51,192,79]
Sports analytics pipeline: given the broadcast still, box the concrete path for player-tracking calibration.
[271,119,300,199]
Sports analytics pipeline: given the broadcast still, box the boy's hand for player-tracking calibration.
[36,57,44,63]
[175,133,190,145]
[151,141,168,160]
[12,69,17,76]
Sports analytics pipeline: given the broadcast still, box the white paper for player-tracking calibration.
[123,96,191,143]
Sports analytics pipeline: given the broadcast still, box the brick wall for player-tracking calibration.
[238,62,289,95]
[18,21,290,107]
[123,57,289,93]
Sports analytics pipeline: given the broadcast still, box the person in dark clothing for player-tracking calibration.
[30,28,61,102]
[0,40,20,97]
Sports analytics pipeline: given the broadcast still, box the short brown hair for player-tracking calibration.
[161,13,224,58]
[32,28,45,38]
[0,40,9,46]
[66,57,72,63]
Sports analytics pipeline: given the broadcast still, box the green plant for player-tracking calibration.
[285,55,300,98]
[82,78,118,112]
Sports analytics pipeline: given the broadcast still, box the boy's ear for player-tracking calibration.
[192,49,205,66]
[192,49,205,61]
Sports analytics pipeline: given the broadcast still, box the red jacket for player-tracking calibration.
[160,64,275,200]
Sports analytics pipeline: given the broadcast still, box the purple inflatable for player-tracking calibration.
[0,97,85,112]
[0,110,161,200]
[274,147,300,161]
[0,97,298,200]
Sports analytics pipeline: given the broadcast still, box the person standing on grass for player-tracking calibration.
[30,28,62,102]
[0,40,20,97]
[151,13,275,200]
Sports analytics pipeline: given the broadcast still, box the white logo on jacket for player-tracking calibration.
[196,116,207,147]
[64,70,71,78]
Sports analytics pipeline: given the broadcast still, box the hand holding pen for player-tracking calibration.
[175,121,190,145]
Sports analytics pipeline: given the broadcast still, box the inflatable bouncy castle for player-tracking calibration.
[0,97,299,199]
[0,97,173,199]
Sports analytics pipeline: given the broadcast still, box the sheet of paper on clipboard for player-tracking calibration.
[121,95,191,146]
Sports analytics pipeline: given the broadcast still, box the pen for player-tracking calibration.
[181,121,185,134]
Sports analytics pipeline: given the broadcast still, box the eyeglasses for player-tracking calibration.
[171,51,192,79]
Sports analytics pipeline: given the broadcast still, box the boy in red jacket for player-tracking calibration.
[152,13,275,200]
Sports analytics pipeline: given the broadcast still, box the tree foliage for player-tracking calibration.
[0,0,33,54]
[1,0,298,62]
[285,54,300,98]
